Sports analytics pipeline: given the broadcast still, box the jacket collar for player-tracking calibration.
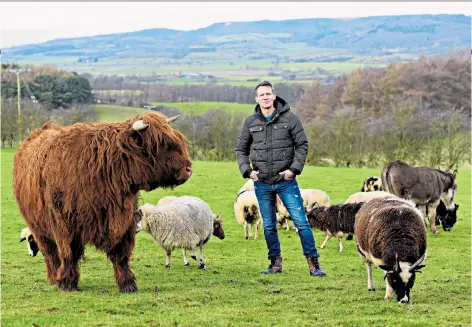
[254,96,290,122]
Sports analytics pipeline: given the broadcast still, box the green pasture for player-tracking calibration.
[1,146,470,326]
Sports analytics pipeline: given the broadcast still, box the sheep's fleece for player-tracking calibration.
[137,196,214,251]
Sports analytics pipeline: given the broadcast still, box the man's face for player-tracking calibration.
[255,86,276,110]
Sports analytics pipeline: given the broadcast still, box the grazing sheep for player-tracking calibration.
[137,196,225,270]
[156,196,179,207]
[234,190,262,240]
[354,197,427,303]
[305,202,365,252]
[434,202,459,232]
[20,227,39,257]
[361,176,383,192]
[277,189,330,230]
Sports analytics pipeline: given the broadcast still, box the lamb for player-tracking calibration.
[277,189,330,230]
[20,227,39,257]
[156,196,179,207]
[305,202,365,252]
[361,176,383,192]
[234,190,262,240]
[136,196,225,270]
[354,197,427,303]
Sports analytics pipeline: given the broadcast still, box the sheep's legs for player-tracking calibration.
[165,250,172,269]
[244,222,249,240]
[384,271,393,299]
[366,262,375,291]
[198,243,208,270]
[254,221,260,240]
[338,237,344,252]
[320,234,332,249]
[182,249,190,267]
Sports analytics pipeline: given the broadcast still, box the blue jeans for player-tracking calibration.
[254,178,320,260]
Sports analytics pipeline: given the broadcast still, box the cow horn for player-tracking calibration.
[166,115,180,123]
[307,201,318,213]
[409,252,427,272]
[132,120,149,131]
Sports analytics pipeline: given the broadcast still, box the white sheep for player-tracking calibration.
[277,189,330,230]
[345,191,397,204]
[20,227,39,257]
[137,196,225,270]
[234,190,262,240]
[156,196,179,207]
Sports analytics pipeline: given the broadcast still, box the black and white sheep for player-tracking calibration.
[305,202,365,252]
[354,197,427,303]
[361,176,383,192]
[277,189,330,231]
[137,196,225,270]
[234,190,262,240]
[20,227,39,257]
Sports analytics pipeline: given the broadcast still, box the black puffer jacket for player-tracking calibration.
[235,96,308,185]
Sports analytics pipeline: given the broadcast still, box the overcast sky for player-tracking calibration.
[1,2,470,48]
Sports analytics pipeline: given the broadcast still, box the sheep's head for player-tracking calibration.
[379,253,426,304]
[136,204,155,233]
[20,228,39,257]
[213,215,225,240]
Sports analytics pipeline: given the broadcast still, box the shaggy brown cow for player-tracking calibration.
[381,160,457,234]
[13,112,192,292]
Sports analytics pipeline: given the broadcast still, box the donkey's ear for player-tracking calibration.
[452,169,458,180]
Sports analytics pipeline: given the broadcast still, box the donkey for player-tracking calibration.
[381,160,457,234]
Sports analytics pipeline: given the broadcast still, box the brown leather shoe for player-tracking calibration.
[307,256,326,277]
[261,256,282,274]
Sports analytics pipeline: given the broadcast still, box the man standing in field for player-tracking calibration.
[235,81,326,277]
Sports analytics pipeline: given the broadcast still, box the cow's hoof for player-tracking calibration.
[120,283,138,293]
[368,288,376,292]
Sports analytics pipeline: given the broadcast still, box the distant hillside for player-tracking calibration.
[2,14,470,82]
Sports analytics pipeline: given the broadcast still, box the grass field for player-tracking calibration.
[150,102,252,116]
[1,147,470,327]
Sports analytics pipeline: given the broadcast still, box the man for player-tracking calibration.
[235,81,326,277]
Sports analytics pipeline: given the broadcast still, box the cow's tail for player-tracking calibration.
[381,162,395,194]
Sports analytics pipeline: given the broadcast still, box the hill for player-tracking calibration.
[2,15,470,83]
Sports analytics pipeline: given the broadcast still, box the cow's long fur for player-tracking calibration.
[306,202,364,252]
[381,160,457,234]
[13,112,192,292]
[354,197,427,303]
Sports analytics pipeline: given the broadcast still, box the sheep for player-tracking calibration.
[361,176,383,192]
[305,201,365,252]
[19,227,39,257]
[345,191,397,204]
[239,179,255,193]
[234,190,262,240]
[277,189,330,231]
[156,196,179,207]
[136,196,225,270]
[354,197,427,303]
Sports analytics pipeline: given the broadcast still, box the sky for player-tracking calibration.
[0,2,471,48]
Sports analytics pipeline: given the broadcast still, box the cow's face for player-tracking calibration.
[379,254,426,304]
[122,114,193,190]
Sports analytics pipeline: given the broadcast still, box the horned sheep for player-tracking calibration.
[137,196,225,270]
[234,190,262,240]
[305,202,365,252]
[354,197,427,303]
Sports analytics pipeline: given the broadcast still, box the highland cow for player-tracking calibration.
[13,113,192,292]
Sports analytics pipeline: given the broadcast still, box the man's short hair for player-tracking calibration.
[255,81,274,94]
